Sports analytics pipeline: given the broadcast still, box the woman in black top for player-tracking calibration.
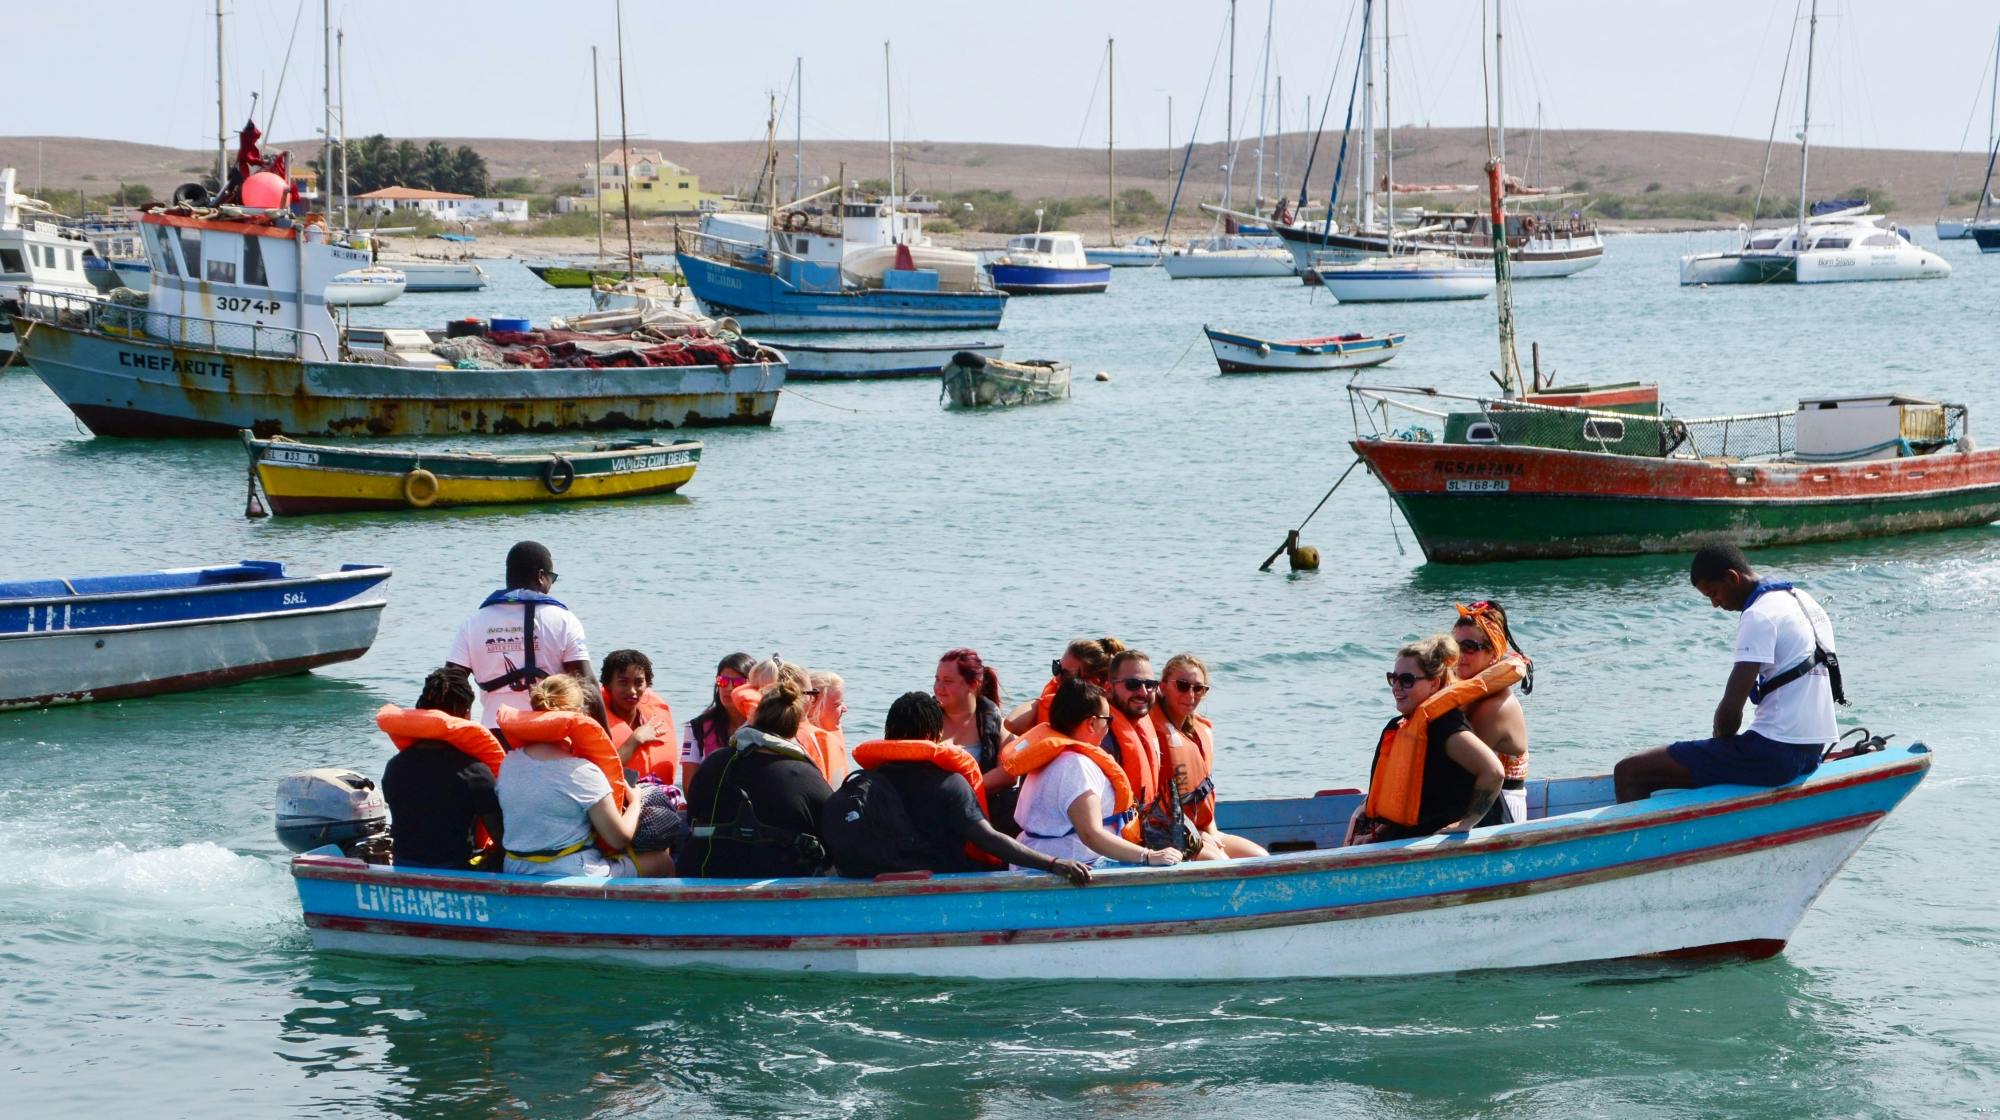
[381,667,505,870]
[684,681,833,879]
[934,648,1017,830]
[1374,636,1505,841]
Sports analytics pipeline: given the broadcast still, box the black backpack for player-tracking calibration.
[820,769,933,878]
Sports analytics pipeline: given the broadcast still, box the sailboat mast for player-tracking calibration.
[215,2,227,186]
[1495,0,1505,165]
[615,0,636,277]
[1384,0,1394,249]
[592,46,604,261]
[337,27,347,229]
[1984,26,2000,223]
[323,0,333,213]
[1489,0,1521,397]
[795,57,804,204]
[1107,38,1116,246]
[1224,0,1235,212]
[884,41,897,244]
[1795,0,1817,244]
[1359,0,1376,230]
[1256,0,1272,210]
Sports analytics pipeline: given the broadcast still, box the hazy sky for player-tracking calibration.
[12,1,1999,159]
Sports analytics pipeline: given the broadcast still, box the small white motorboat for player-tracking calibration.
[1161,234,1296,279]
[1204,326,1406,374]
[324,266,408,307]
[1312,252,1494,302]
[1085,235,1166,267]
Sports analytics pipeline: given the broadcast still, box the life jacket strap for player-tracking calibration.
[504,836,594,863]
[477,599,549,694]
[1749,590,1849,707]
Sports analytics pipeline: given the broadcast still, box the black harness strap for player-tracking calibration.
[1750,591,1848,707]
[476,599,547,694]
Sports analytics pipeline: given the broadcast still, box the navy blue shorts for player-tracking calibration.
[1667,730,1823,788]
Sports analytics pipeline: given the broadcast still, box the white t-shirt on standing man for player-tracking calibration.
[447,599,589,728]
[1736,586,1837,746]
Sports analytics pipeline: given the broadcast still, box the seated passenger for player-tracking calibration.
[683,681,835,879]
[808,670,851,781]
[679,652,754,773]
[1151,653,1269,860]
[1357,637,1505,842]
[1451,601,1532,823]
[1099,649,1164,835]
[832,692,1091,883]
[379,666,505,870]
[748,654,846,785]
[1004,678,1184,870]
[494,674,675,878]
[600,648,678,786]
[1003,636,1125,736]
[933,647,1017,829]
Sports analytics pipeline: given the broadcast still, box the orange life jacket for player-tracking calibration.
[1032,675,1061,726]
[1364,657,1524,827]
[603,685,677,786]
[1104,709,1164,841]
[1000,723,1135,819]
[851,738,1003,869]
[496,706,630,855]
[1152,709,1217,831]
[813,724,850,786]
[377,704,506,850]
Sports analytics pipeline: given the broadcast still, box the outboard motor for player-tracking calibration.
[276,768,390,862]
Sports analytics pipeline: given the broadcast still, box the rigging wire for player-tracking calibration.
[1161,12,1232,246]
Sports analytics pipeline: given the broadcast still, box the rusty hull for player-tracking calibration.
[17,319,783,438]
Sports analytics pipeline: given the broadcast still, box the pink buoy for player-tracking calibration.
[241,171,291,209]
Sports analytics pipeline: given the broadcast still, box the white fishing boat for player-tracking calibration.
[1204,325,1405,373]
[325,265,407,306]
[940,351,1070,409]
[988,232,1112,293]
[0,168,98,358]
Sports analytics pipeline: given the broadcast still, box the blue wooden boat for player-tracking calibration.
[1,560,390,708]
[782,340,1003,381]
[1205,326,1406,373]
[674,228,1007,332]
[288,742,1927,979]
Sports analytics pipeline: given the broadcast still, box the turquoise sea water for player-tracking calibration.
[2,233,1996,1117]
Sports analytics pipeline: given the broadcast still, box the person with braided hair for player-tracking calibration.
[1451,601,1533,824]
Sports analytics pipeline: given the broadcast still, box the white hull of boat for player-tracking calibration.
[1936,219,1971,240]
[1161,249,1296,279]
[1316,268,1495,303]
[325,270,408,306]
[391,261,487,292]
[1085,246,1164,267]
[1788,246,1953,283]
[1679,252,1765,286]
[1295,239,1604,279]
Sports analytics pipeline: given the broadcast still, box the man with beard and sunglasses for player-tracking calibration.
[1098,649,1166,843]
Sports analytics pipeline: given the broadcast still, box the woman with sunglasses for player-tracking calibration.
[1451,602,1532,824]
[1003,636,1126,736]
[680,652,755,774]
[1152,654,1269,860]
[1358,636,1505,843]
[1007,677,1183,870]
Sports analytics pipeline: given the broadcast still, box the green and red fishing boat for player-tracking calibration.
[1348,387,2000,562]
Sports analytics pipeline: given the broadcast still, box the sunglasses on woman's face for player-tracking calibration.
[1168,679,1210,696]
[717,675,747,689]
[1050,659,1067,678]
[1386,671,1424,690]
[1458,637,1492,654]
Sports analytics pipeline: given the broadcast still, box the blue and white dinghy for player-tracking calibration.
[288,741,1926,980]
[1,560,390,708]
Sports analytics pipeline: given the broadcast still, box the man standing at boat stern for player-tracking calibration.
[1614,542,1843,802]
[446,541,592,731]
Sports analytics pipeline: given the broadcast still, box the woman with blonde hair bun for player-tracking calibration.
[493,674,675,878]
[684,680,835,879]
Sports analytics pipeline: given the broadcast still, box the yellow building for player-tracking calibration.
[563,147,719,215]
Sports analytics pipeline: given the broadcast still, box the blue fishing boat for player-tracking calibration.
[1,560,390,709]
[287,741,1925,979]
[987,233,1113,294]
[674,205,1007,332]
[1204,326,1406,373]
[782,339,1003,381]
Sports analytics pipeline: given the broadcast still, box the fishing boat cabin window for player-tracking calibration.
[1582,417,1626,443]
[152,226,180,276]
[206,255,236,285]
[0,248,23,276]
[179,229,203,275]
[242,236,267,286]
[1464,421,1500,443]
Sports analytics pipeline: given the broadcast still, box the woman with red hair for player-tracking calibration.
[933,647,1017,830]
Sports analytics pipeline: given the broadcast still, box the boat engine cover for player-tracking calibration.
[276,768,388,855]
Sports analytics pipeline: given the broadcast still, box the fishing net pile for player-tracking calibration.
[485,328,750,371]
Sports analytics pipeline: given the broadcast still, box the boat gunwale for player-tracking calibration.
[1205,327,1406,350]
[0,597,387,640]
[0,564,392,612]
[292,749,1929,905]
[244,436,704,472]
[1348,432,2000,488]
